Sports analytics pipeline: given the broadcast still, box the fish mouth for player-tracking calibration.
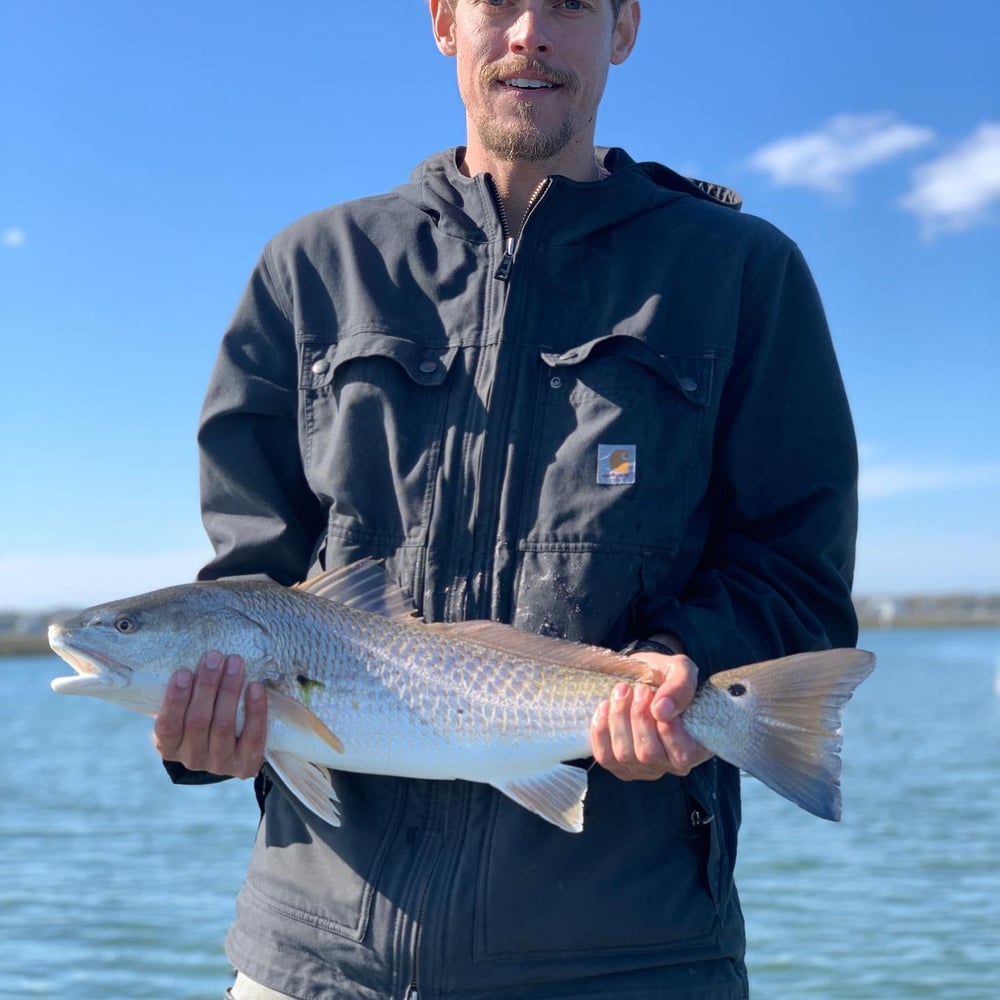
[48,625,131,695]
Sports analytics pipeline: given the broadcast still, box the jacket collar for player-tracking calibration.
[401,147,741,244]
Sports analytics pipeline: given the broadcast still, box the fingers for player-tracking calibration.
[235,681,268,778]
[153,668,195,760]
[184,651,228,763]
[207,654,247,764]
[152,652,266,779]
[590,655,712,780]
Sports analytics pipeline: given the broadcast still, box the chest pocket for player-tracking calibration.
[298,330,459,555]
[521,333,724,558]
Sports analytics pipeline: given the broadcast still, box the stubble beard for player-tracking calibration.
[476,104,577,163]
[476,58,581,163]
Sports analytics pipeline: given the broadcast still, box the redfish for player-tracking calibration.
[49,560,873,831]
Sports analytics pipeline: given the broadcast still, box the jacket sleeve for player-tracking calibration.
[196,244,325,587]
[637,242,859,678]
[166,246,325,786]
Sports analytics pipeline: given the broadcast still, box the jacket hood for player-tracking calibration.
[400,147,741,245]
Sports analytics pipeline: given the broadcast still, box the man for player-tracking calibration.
[155,2,860,998]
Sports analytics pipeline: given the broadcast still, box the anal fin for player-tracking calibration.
[493,764,589,833]
[266,750,342,828]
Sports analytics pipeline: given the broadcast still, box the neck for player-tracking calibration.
[459,135,603,237]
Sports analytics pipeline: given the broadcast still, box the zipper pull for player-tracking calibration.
[494,237,516,282]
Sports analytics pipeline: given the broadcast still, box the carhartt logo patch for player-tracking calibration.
[597,444,636,485]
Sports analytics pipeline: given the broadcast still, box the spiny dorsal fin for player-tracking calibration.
[298,561,656,682]
[422,619,659,683]
[295,559,416,620]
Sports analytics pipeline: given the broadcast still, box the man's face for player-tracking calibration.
[432,0,638,164]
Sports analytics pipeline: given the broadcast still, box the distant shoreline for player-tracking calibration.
[1,635,55,657]
[5,612,998,659]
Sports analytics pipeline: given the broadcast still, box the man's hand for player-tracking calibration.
[153,651,267,779]
[590,650,712,780]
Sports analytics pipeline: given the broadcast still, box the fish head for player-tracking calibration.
[48,582,272,716]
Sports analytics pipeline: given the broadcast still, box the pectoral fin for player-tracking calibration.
[493,764,590,834]
[266,750,342,828]
[263,683,345,755]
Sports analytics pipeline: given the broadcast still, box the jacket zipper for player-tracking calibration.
[492,177,551,281]
[405,834,443,1000]
[465,175,552,620]
[404,885,430,1000]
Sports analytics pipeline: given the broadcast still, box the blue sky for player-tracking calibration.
[2,0,998,610]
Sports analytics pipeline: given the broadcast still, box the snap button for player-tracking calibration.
[549,376,563,389]
[418,359,439,375]
[311,359,331,375]
[680,377,698,393]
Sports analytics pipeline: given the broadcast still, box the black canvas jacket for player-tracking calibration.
[178,147,859,1000]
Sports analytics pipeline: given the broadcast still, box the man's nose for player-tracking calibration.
[508,10,552,56]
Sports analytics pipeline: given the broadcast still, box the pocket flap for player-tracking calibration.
[300,333,459,390]
[540,334,715,407]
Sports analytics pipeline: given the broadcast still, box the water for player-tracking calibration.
[1,627,998,999]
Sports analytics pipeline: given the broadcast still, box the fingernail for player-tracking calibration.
[204,651,223,671]
[613,683,630,700]
[653,696,677,721]
[247,682,263,702]
[633,684,651,707]
[224,656,242,676]
[174,669,192,691]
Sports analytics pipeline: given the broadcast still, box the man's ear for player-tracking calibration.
[611,0,641,66]
[430,0,458,57]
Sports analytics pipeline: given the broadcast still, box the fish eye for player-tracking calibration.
[114,616,138,634]
[727,683,747,698]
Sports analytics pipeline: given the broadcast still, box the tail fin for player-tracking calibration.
[709,649,875,821]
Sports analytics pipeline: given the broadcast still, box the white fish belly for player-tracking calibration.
[267,699,591,783]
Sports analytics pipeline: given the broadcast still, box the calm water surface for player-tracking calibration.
[1,627,998,999]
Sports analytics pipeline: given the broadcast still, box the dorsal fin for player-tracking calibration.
[297,562,656,683]
[422,620,659,683]
[294,559,416,620]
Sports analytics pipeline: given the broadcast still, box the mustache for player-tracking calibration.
[481,57,579,93]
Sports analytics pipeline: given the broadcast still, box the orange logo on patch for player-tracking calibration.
[597,444,637,485]
[608,449,632,475]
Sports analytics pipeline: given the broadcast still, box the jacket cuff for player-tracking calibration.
[162,759,232,785]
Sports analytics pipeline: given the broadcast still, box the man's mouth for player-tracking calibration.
[484,58,576,93]
[501,78,557,90]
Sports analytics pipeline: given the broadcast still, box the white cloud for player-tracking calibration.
[899,122,1000,237]
[2,227,26,248]
[860,460,1000,501]
[747,112,935,194]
